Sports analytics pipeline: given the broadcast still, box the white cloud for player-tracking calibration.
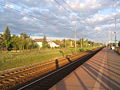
[21,17,30,21]
[4,4,14,8]
[80,3,85,9]
[95,27,102,31]
[19,16,39,26]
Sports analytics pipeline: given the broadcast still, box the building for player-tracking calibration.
[48,41,60,48]
[34,39,43,48]
[34,39,60,48]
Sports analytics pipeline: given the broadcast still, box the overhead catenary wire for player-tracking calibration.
[0,2,76,39]
[7,0,79,30]
[3,0,86,28]
[5,0,53,19]
[1,5,57,26]
[0,2,69,27]
[62,0,91,26]
[53,0,72,14]
[58,0,97,40]
[0,3,66,38]
[53,0,94,41]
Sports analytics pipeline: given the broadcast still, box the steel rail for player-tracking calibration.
[0,47,103,90]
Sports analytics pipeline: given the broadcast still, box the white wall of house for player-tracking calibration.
[36,41,60,48]
[36,42,42,48]
[48,42,59,48]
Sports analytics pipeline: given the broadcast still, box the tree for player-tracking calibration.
[84,39,88,47]
[0,27,39,51]
[20,33,30,50]
[118,41,120,47]
[26,38,34,49]
[63,39,66,48]
[20,33,29,39]
[3,26,11,41]
[77,38,84,47]
[0,34,5,50]
[3,26,12,51]
[42,35,49,48]
[11,35,20,50]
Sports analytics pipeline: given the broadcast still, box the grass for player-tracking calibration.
[0,46,99,73]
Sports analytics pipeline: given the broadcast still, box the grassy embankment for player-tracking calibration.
[0,46,99,72]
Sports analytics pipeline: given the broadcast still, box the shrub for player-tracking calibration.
[79,48,85,52]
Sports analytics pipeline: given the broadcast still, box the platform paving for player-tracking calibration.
[49,48,120,90]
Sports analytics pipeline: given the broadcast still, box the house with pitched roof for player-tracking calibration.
[48,41,60,48]
[34,39,43,48]
[34,38,61,48]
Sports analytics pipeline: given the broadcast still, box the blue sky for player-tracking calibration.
[0,0,120,43]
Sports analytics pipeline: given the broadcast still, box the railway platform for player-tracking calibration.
[50,48,120,90]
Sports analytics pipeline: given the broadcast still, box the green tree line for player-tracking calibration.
[0,26,104,51]
[53,38,103,48]
[0,26,38,51]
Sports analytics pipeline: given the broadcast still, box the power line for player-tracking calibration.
[62,0,91,26]
[6,0,81,29]
[5,1,76,29]
[0,3,59,26]
[0,3,74,37]
[53,0,72,14]
[8,0,76,24]
[1,1,91,33]
[6,1,51,19]
[62,0,78,14]
[53,0,92,30]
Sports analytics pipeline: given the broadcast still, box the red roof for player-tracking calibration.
[54,42,62,45]
[34,39,43,42]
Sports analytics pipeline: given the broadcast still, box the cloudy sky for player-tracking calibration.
[0,0,120,43]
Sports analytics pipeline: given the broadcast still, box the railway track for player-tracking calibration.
[0,48,103,90]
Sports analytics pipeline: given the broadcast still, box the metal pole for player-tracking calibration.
[74,25,77,52]
[110,31,112,44]
[64,38,66,48]
[114,13,117,47]
[114,0,117,47]
[114,32,116,46]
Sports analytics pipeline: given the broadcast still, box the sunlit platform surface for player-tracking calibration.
[50,48,120,90]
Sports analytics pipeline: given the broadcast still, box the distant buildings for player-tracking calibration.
[48,41,60,48]
[34,39,60,48]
